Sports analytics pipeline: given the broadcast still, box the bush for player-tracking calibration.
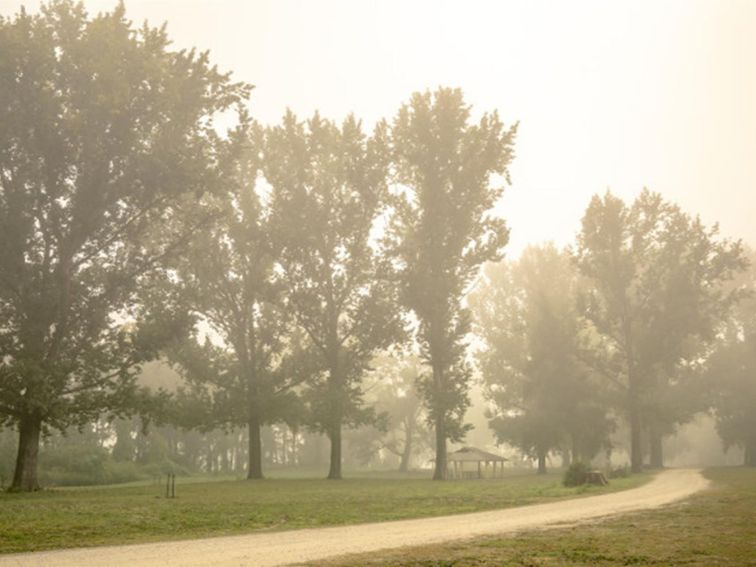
[141,458,191,477]
[38,445,149,486]
[103,461,143,485]
[39,445,109,485]
[563,461,590,486]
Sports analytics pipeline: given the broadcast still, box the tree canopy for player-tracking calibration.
[471,244,613,473]
[2,3,754,491]
[575,190,746,471]
[264,111,404,479]
[707,248,756,466]
[0,0,250,490]
[388,87,518,479]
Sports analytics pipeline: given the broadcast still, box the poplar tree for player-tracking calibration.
[389,88,517,479]
[264,112,403,479]
[165,120,302,479]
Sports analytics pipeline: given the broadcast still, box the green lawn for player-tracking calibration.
[0,469,648,554]
[309,467,756,567]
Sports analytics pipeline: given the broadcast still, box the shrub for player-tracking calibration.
[38,445,148,486]
[103,461,143,485]
[563,461,590,486]
[39,445,109,485]
[141,458,191,477]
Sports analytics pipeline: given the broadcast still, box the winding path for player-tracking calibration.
[1,468,708,567]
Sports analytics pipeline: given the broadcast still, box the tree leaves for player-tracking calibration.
[0,1,250,436]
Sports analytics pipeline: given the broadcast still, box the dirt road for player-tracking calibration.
[1,469,708,567]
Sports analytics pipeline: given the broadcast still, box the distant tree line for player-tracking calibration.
[1,1,753,492]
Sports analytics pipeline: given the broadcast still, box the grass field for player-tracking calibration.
[0,469,648,554]
[309,467,756,567]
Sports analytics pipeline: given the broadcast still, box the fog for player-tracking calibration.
[1,0,755,496]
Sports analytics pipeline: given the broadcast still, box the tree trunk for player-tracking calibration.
[399,419,413,473]
[206,443,214,474]
[399,440,412,474]
[431,351,447,481]
[11,416,42,492]
[325,327,343,480]
[562,448,572,468]
[628,397,643,473]
[624,314,643,474]
[398,452,410,473]
[247,415,264,479]
[745,441,756,467]
[537,451,547,475]
[281,427,288,465]
[572,434,580,463]
[432,415,447,480]
[649,426,664,469]
[327,424,342,479]
[291,427,299,466]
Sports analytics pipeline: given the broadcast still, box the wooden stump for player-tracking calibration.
[586,470,609,485]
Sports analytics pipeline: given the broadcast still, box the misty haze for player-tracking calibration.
[0,1,754,566]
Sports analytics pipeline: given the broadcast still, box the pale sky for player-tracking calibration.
[3,0,755,256]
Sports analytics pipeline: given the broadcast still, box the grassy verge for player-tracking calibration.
[0,470,648,554]
[309,467,756,567]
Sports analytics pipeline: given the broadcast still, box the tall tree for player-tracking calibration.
[264,111,404,479]
[471,244,613,474]
[708,248,756,466]
[575,190,745,471]
[0,1,250,490]
[164,120,303,479]
[389,88,517,479]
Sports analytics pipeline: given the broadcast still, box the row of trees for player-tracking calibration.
[0,2,515,490]
[0,353,433,487]
[472,191,753,473]
[0,412,414,488]
[2,2,753,492]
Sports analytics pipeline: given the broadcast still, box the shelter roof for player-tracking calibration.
[447,446,508,462]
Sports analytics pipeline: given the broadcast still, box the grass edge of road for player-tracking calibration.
[0,469,651,554]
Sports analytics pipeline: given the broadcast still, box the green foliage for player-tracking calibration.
[471,244,613,470]
[575,190,747,470]
[0,0,250,490]
[388,88,517,477]
[160,116,305,478]
[264,111,405,478]
[36,447,189,487]
[0,0,751,498]
[707,248,756,465]
[38,444,110,486]
[562,462,590,487]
